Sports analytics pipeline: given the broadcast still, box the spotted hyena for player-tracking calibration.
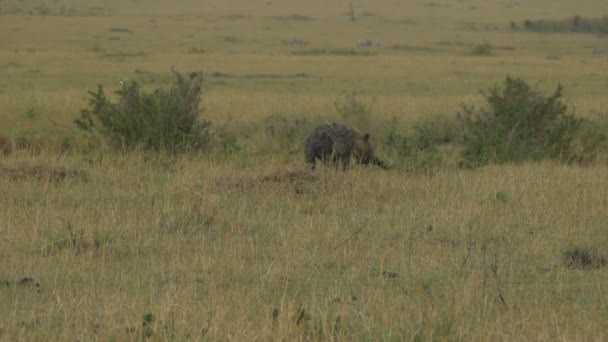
[305,123,388,171]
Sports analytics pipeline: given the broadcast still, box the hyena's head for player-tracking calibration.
[354,133,390,169]
[353,133,375,164]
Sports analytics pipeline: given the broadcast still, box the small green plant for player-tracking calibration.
[74,70,212,154]
[24,107,37,120]
[368,264,379,277]
[142,312,155,340]
[458,76,583,167]
[494,190,508,203]
[422,273,437,293]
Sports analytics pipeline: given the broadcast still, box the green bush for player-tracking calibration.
[75,71,211,154]
[458,76,583,167]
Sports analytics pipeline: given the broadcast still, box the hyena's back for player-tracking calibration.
[305,123,358,170]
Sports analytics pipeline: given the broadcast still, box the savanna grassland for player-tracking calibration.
[1,0,608,340]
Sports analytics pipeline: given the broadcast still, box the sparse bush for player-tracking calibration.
[334,93,372,130]
[74,70,212,154]
[458,76,583,167]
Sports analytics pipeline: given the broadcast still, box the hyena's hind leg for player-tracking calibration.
[305,140,318,170]
[306,153,317,170]
[341,154,351,171]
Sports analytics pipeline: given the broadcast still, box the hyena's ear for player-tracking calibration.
[363,133,370,141]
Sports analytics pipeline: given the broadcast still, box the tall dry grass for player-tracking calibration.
[1,153,607,339]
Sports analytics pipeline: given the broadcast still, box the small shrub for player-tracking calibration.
[458,76,583,167]
[74,70,212,154]
[469,42,494,56]
[141,312,155,340]
[24,107,37,120]
[494,190,508,203]
[561,245,606,270]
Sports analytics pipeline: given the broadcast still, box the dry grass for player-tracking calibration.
[1,0,608,340]
[1,156,607,339]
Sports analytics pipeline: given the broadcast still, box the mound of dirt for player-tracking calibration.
[216,168,318,194]
[0,162,88,182]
